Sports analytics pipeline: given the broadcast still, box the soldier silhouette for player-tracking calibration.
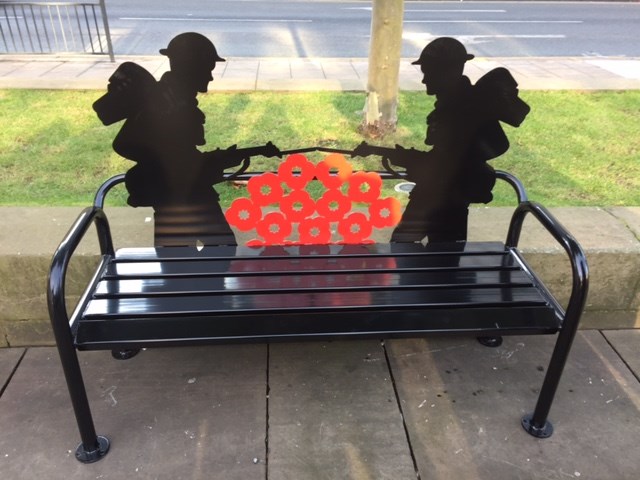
[356,37,530,243]
[93,32,280,246]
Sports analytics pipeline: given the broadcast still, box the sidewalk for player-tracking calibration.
[1,333,639,479]
[2,54,640,90]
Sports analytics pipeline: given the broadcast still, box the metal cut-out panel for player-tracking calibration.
[225,153,402,246]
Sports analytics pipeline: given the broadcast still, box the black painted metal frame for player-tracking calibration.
[47,148,588,462]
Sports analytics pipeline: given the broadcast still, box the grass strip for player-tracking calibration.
[0,89,638,207]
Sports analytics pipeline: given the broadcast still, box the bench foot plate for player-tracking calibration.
[75,436,110,463]
[521,414,553,438]
[477,336,503,348]
[111,349,141,360]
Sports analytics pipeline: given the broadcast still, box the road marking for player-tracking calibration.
[119,17,312,23]
[404,10,507,13]
[344,8,507,13]
[404,20,582,24]
[404,34,566,40]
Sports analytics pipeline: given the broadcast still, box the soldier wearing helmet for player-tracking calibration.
[387,37,529,243]
[160,32,226,94]
[94,33,279,247]
[412,37,474,96]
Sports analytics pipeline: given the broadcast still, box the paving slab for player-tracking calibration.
[602,329,640,379]
[259,60,292,80]
[0,60,26,76]
[0,346,267,479]
[387,332,640,480]
[42,62,96,80]
[4,60,59,78]
[268,341,417,480]
[321,60,361,81]
[0,348,24,391]
[290,59,325,80]
[221,58,260,79]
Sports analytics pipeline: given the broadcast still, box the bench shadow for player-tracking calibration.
[386,332,640,480]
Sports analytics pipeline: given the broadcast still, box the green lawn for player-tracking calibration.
[1,89,638,207]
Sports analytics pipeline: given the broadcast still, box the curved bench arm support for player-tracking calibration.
[47,206,113,462]
[506,201,589,437]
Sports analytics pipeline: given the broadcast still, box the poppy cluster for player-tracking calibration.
[225,153,402,245]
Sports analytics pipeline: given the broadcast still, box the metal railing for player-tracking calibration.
[0,1,114,60]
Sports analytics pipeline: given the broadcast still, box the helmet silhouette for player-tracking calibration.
[160,32,225,63]
[412,37,474,66]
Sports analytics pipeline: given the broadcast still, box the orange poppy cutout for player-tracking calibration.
[226,153,402,245]
[369,197,402,228]
[247,172,283,206]
[315,153,353,190]
[316,189,352,222]
[278,154,316,190]
[298,217,332,245]
[348,171,382,203]
[256,212,292,245]
[338,212,373,244]
[280,190,316,222]
[225,197,262,231]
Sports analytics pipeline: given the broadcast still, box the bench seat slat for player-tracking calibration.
[74,306,560,350]
[113,241,508,261]
[104,253,518,279]
[83,286,549,319]
[94,270,533,297]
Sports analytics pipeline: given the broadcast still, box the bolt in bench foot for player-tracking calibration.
[75,436,110,463]
[521,414,553,438]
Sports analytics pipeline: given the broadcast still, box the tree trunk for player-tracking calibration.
[361,0,404,137]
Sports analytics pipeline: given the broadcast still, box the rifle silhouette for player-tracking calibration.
[352,141,427,178]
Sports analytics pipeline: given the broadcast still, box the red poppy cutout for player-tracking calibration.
[298,217,332,244]
[225,197,262,231]
[315,154,353,190]
[316,190,352,222]
[338,212,373,244]
[256,212,292,245]
[368,197,402,228]
[247,172,283,206]
[348,171,382,203]
[278,154,316,191]
[280,190,315,222]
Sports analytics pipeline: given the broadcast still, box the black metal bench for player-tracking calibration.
[47,148,588,463]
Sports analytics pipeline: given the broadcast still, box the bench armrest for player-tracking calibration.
[506,201,589,331]
[93,174,126,209]
[47,207,115,334]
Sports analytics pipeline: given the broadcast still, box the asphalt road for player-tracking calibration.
[103,1,640,58]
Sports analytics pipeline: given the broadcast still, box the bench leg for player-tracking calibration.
[522,325,578,439]
[52,332,110,462]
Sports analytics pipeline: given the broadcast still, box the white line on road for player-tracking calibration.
[119,17,313,23]
[404,20,582,24]
[343,8,507,13]
[404,34,566,39]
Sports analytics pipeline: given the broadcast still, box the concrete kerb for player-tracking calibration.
[1,206,639,347]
